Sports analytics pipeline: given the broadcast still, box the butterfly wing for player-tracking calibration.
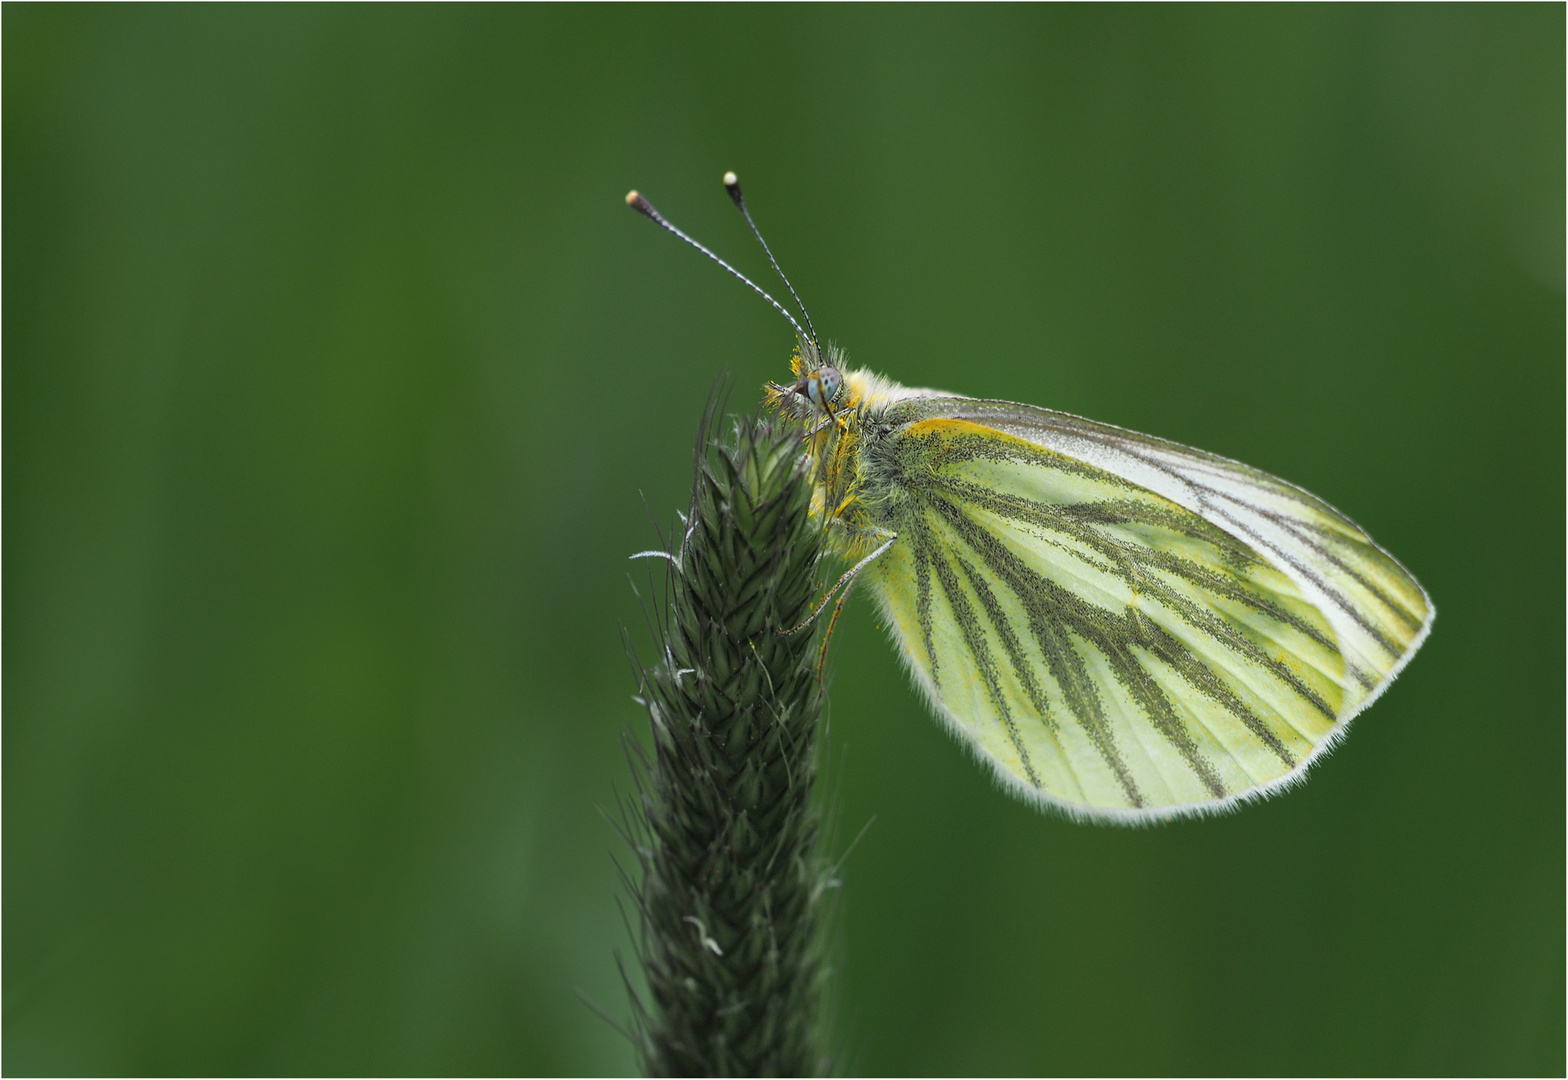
[859,395,1432,822]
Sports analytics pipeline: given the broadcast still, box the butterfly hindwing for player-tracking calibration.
[859,398,1432,821]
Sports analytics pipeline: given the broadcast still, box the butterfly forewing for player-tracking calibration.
[860,397,1432,821]
[926,399,1432,707]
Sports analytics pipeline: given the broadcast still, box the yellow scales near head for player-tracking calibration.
[627,174,1432,824]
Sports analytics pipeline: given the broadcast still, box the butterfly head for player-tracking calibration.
[766,338,849,421]
[776,362,844,422]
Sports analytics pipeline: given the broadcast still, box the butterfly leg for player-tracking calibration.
[816,587,852,683]
[779,531,898,637]
[814,529,899,680]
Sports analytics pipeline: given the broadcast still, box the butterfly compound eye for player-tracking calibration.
[805,366,842,411]
[819,366,842,402]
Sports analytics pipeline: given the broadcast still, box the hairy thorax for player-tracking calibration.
[805,367,940,558]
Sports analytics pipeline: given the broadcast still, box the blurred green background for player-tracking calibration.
[5,5,1562,1076]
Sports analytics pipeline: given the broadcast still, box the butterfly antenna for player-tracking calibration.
[625,190,809,341]
[723,171,819,348]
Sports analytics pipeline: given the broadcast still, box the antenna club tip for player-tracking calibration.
[624,190,640,205]
[722,171,738,187]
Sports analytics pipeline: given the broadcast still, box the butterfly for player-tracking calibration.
[627,174,1432,823]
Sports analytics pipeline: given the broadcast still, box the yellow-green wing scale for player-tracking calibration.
[846,390,1432,822]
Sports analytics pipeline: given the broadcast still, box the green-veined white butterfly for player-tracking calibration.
[627,174,1432,824]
